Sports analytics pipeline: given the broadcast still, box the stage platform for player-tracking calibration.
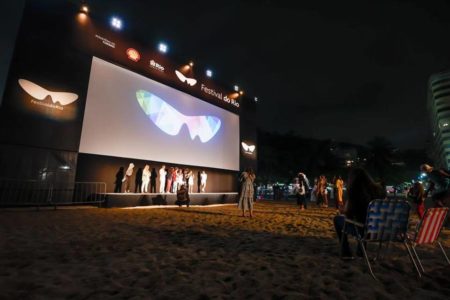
[102,192,239,208]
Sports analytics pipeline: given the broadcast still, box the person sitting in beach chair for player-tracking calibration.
[176,184,190,208]
[333,168,386,258]
[340,198,417,280]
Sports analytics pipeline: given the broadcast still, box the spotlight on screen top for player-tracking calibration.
[206,70,213,77]
[233,85,239,92]
[254,97,258,102]
[158,43,168,53]
[111,17,122,30]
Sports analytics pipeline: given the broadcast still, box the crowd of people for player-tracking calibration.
[290,173,345,210]
[113,163,208,195]
[112,161,449,262]
[113,162,449,234]
[252,163,449,258]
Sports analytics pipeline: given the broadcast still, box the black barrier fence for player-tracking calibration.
[0,179,106,208]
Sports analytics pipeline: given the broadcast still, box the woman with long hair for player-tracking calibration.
[333,168,386,258]
[141,165,151,193]
[316,175,328,208]
[238,167,256,217]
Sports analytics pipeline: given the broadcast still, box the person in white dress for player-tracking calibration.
[176,169,184,192]
[159,165,166,193]
[123,163,134,193]
[186,169,194,193]
[200,170,208,192]
[141,165,151,193]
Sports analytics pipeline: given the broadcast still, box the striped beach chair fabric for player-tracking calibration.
[408,207,449,275]
[342,199,420,280]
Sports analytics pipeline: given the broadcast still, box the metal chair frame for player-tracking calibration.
[341,199,421,280]
[408,207,449,276]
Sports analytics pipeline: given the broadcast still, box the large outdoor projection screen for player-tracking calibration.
[79,57,240,170]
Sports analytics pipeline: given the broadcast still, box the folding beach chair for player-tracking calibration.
[408,207,449,276]
[341,199,420,280]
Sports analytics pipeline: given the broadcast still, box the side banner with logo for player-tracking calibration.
[0,1,91,151]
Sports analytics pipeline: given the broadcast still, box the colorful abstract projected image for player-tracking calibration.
[136,90,221,143]
[79,57,239,170]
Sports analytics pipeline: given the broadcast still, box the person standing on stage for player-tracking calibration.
[114,167,124,193]
[200,170,208,193]
[141,165,151,193]
[123,163,134,193]
[134,167,143,193]
[150,167,157,193]
[159,165,166,193]
[172,167,179,193]
[187,170,194,193]
[178,169,185,191]
[238,167,256,217]
[166,167,174,193]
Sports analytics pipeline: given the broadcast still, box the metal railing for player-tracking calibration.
[0,179,106,208]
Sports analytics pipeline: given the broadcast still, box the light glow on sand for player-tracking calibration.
[121,204,235,210]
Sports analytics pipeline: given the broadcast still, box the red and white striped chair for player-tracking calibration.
[408,207,449,276]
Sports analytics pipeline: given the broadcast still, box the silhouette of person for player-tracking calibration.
[114,167,124,193]
[176,184,190,207]
[150,167,157,193]
[134,167,143,193]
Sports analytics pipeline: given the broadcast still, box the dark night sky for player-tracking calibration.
[3,0,450,149]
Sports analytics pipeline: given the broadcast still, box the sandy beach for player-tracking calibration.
[0,201,449,299]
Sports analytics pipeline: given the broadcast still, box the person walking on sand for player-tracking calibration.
[316,175,328,208]
[294,175,307,210]
[238,167,256,217]
[335,176,344,209]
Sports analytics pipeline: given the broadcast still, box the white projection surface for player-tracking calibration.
[79,57,240,171]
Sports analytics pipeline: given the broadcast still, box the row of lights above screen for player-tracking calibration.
[79,3,258,103]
